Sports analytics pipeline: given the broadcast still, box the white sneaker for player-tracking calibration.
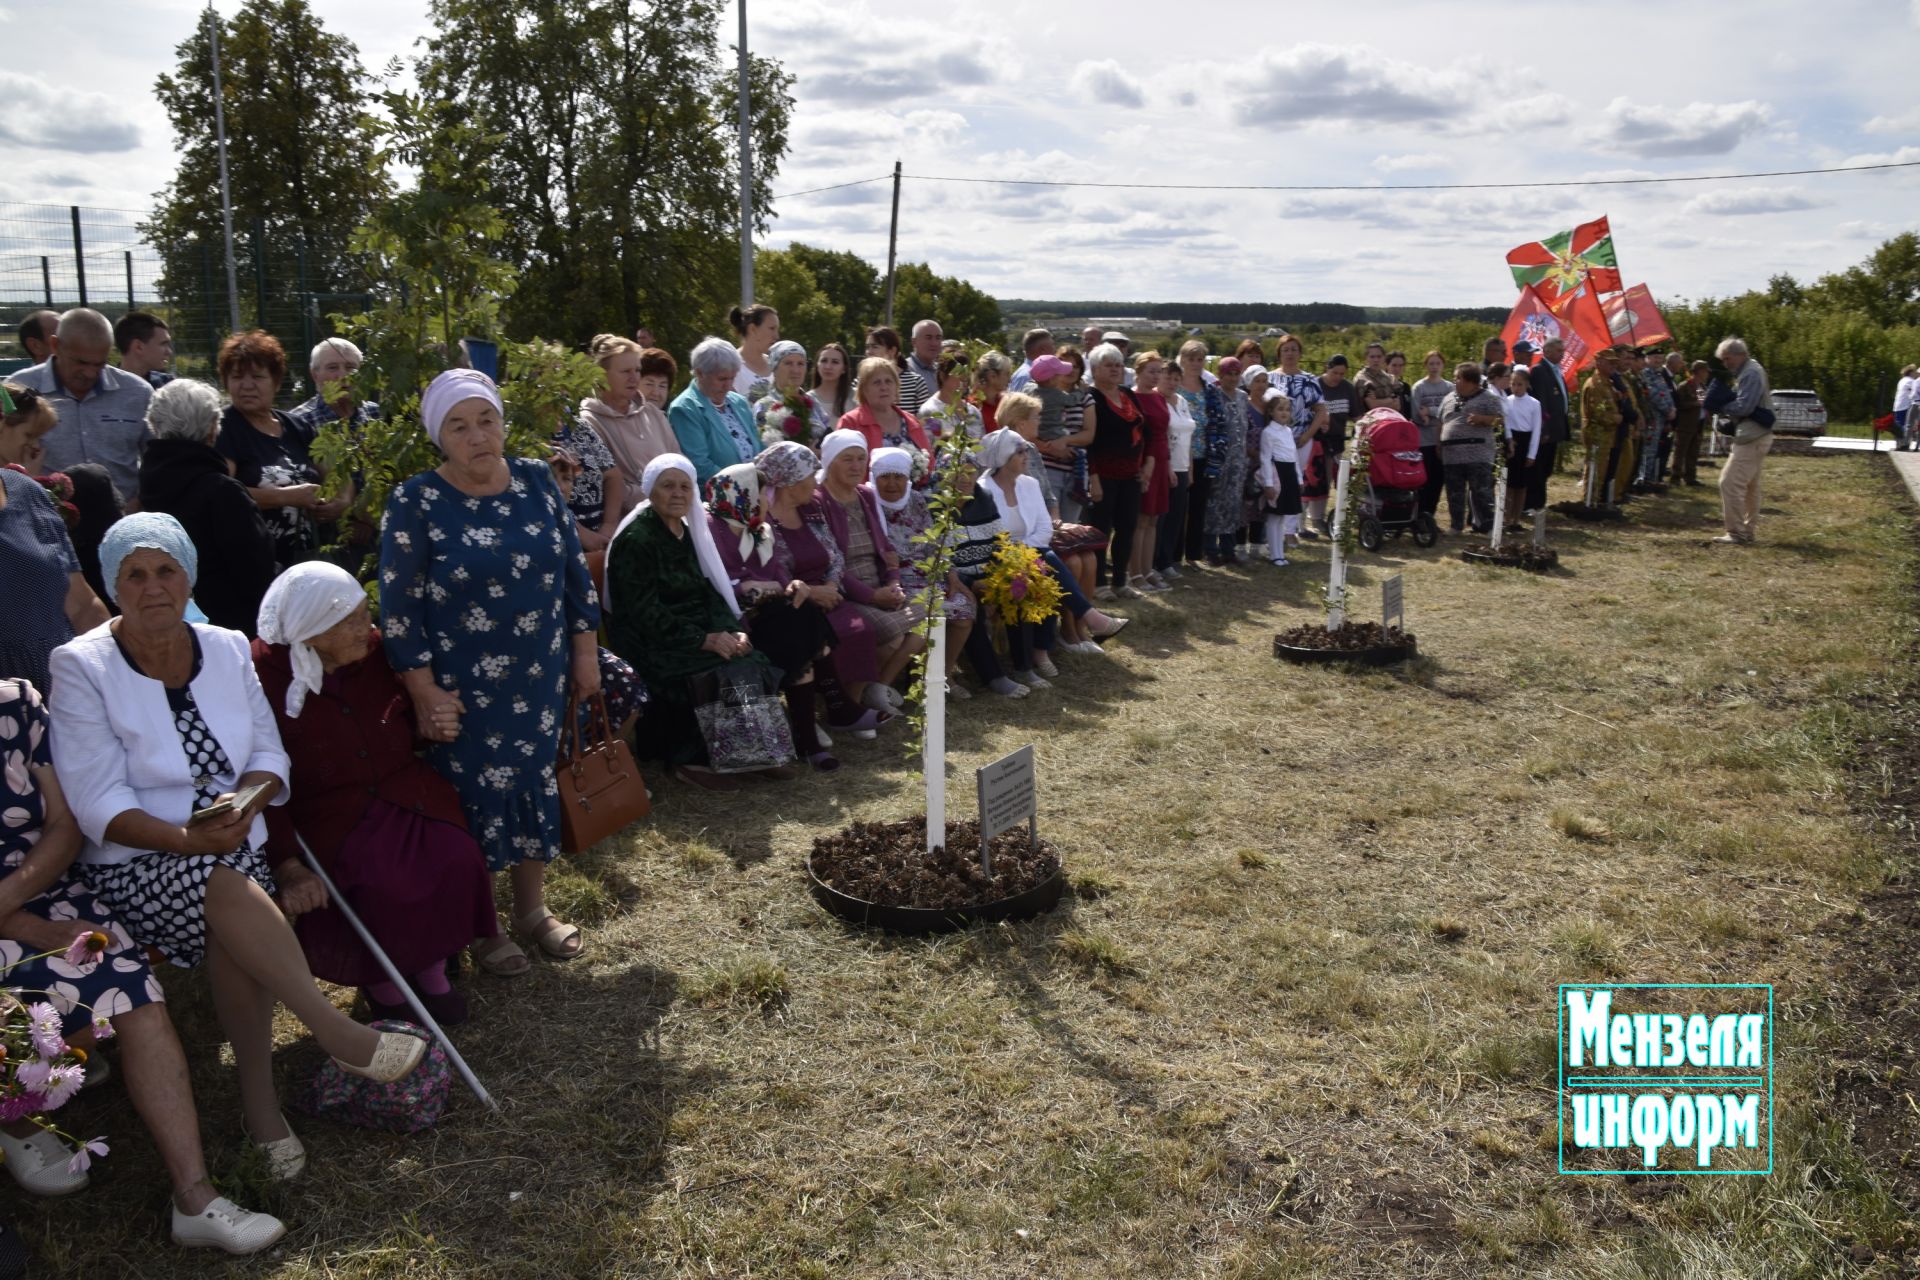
[172,1196,287,1255]
[1033,655,1060,678]
[1161,566,1183,580]
[247,1114,306,1182]
[1071,639,1105,655]
[1270,557,1289,567]
[945,679,972,701]
[0,1128,88,1196]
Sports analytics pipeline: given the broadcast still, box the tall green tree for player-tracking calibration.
[783,243,883,345]
[752,249,842,359]
[417,0,793,353]
[143,0,386,355]
[891,263,1003,344]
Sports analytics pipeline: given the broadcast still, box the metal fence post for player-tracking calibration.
[69,206,86,306]
[39,256,51,306]
[201,240,220,359]
[125,251,135,310]
[297,236,313,364]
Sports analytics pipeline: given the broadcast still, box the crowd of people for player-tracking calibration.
[0,300,1779,1254]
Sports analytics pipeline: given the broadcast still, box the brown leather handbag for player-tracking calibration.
[556,693,650,853]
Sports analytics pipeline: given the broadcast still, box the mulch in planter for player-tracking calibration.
[1462,543,1560,571]
[809,817,1060,910]
[1273,621,1417,652]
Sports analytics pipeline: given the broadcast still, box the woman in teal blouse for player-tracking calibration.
[668,338,759,482]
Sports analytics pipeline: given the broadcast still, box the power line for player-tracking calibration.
[773,159,1920,201]
[770,175,893,200]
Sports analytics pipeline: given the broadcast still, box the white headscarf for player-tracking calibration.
[818,428,867,480]
[979,428,1024,475]
[420,368,503,448]
[256,561,367,717]
[606,453,742,618]
[869,446,914,512]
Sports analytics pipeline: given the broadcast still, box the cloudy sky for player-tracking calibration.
[15,0,1920,309]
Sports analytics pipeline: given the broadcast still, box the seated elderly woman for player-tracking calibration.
[750,339,821,443]
[50,516,427,1191]
[137,379,278,636]
[0,678,284,1254]
[814,429,925,707]
[580,335,678,519]
[976,430,1061,685]
[669,337,760,483]
[251,563,502,1023]
[753,442,892,735]
[605,455,799,789]
[870,446,978,698]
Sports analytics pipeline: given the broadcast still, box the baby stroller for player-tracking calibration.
[1354,409,1437,550]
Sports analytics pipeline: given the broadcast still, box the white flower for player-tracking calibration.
[463,604,496,633]
[428,524,447,542]
[489,583,506,598]
[393,531,412,550]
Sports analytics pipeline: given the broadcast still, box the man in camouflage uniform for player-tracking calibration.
[1636,348,1675,486]
[1579,349,1625,507]
[1607,346,1644,502]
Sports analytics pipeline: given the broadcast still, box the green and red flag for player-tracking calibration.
[1602,283,1672,348]
[1506,216,1622,305]
[1500,281,1611,381]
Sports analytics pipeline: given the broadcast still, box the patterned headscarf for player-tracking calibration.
[420,368,502,448]
[256,561,366,717]
[98,512,209,624]
[766,340,806,371]
[757,441,818,491]
[706,462,773,569]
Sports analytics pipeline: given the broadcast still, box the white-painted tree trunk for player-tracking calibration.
[1325,455,1353,631]
[1489,477,1506,551]
[1532,508,1548,550]
[924,618,946,856]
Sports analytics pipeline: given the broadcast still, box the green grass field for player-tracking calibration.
[37,453,1920,1277]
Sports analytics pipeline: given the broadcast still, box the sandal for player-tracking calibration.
[472,934,531,978]
[516,909,584,960]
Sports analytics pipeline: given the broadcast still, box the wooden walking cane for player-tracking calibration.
[291,832,498,1112]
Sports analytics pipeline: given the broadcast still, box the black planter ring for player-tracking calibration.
[1272,636,1418,666]
[1461,547,1560,573]
[805,855,1067,935]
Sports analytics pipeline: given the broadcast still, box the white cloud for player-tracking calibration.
[1842,145,1920,166]
[1864,105,1920,134]
[1587,97,1770,157]
[0,72,139,153]
[1682,187,1825,215]
[1372,153,1445,173]
[1071,60,1145,110]
[1220,44,1475,127]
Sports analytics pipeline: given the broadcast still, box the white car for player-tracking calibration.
[1768,389,1827,436]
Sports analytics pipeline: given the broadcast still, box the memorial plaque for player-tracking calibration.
[975,745,1037,875]
[1382,574,1405,632]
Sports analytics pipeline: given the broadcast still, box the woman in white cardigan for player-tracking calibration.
[49,516,427,1200]
[980,429,1064,685]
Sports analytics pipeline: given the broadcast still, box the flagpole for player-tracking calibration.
[1599,211,1643,347]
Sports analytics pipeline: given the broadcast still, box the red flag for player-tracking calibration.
[1505,216,1624,305]
[1499,283,1609,380]
[1602,284,1673,348]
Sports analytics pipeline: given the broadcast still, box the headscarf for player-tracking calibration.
[420,368,503,449]
[757,441,819,491]
[605,453,740,618]
[766,340,806,372]
[706,462,773,568]
[818,428,867,479]
[979,428,1024,475]
[869,447,914,512]
[256,561,366,716]
[1242,364,1270,385]
[98,513,209,624]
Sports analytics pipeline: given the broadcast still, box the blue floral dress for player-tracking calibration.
[0,679,164,1032]
[379,458,600,871]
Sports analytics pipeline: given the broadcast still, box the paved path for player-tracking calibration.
[1889,450,1920,508]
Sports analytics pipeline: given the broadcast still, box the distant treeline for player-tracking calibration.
[999,300,1510,327]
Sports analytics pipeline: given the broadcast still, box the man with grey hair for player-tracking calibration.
[1713,337,1772,545]
[13,307,152,496]
[904,319,942,406]
[288,336,381,440]
[136,379,278,634]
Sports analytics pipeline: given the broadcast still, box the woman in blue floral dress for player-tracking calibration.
[379,371,600,968]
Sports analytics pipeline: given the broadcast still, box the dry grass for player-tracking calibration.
[44,456,1920,1276]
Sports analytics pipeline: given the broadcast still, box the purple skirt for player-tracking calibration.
[296,800,499,986]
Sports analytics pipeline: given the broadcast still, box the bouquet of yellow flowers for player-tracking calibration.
[975,536,1064,626]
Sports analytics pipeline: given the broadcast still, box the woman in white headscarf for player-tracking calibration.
[252,562,502,1020]
[606,454,792,789]
[813,428,924,711]
[379,369,600,964]
[870,445,979,699]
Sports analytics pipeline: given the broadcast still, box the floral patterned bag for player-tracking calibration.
[690,660,795,774]
[296,1021,451,1133]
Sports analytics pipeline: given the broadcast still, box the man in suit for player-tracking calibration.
[1526,339,1571,511]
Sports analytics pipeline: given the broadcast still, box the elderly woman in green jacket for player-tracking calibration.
[668,338,760,483]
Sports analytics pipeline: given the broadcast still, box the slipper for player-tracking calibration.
[674,764,747,791]
[516,909,584,961]
[471,934,530,978]
[808,751,841,772]
[1088,616,1131,640]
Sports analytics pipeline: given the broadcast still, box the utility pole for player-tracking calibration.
[209,5,242,331]
[883,160,902,327]
[736,0,753,308]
